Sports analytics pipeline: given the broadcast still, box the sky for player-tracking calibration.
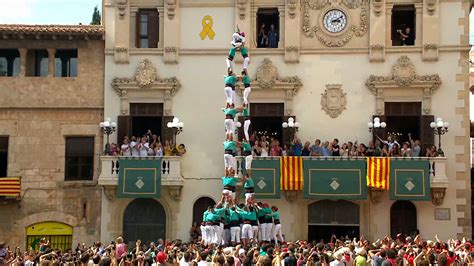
[0,0,101,25]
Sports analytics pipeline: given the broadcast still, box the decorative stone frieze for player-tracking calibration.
[369,44,385,62]
[366,56,441,115]
[114,46,129,64]
[287,0,298,19]
[422,43,439,62]
[164,46,179,64]
[369,188,384,204]
[372,0,383,16]
[321,84,347,118]
[426,0,436,15]
[237,0,247,20]
[284,191,297,202]
[112,59,181,115]
[285,46,300,63]
[431,187,446,206]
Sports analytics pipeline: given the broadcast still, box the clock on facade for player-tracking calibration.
[323,9,348,33]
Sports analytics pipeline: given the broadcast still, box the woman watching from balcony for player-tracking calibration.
[400,142,412,157]
[154,143,163,157]
[164,140,173,156]
[426,146,438,157]
[260,142,269,157]
[381,144,390,157]
[121,137,131,157]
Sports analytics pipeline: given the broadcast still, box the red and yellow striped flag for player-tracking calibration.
[0,177,21,197]
[280,156,303,190]
[366,158,390,190]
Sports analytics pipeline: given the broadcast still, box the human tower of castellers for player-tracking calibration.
[200,29,284,248]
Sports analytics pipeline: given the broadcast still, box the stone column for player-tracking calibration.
[129,8,138,48]
[369,0,386,62]
[47,48,55,77]
[415,3,422,46]
[278,6,285,48]
[18,48,27,77]
[421,0,439,61]
[158,7,165,49]
[385,4,392,46]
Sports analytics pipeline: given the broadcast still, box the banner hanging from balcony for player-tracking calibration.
[390,159,430,201]
[0,177,21,197]
[367,157,390,190]
[117,158,161,198]
[303,158,367,200]
[280,156,303,190]
[242,158,281,199]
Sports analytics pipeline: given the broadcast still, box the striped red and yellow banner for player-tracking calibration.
[280,156,303,190]
[366,158,390,190]
[0,177,21,197]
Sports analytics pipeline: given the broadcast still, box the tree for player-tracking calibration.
[90,5,101,25]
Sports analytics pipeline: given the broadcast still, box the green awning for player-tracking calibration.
[118,157,161,198]
[303,158,367,200]
[390,159,430,201]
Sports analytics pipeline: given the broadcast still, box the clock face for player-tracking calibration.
[323,9,348,33]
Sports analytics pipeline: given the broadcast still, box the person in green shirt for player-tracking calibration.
[224,73,237,108]
[243,173,254,205]
[228,206,241,245]
[269,206,283,243]
[224,138,239,177]
[223,106,243,141]
[240,71,251,107]
[242,105,251,142]
[226,31,250,75]
[221,175,238,203]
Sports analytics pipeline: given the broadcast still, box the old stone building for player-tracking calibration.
[98,0,471,244]
[0,25,105,249]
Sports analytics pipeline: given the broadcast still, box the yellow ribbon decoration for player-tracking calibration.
[200,15,215,40]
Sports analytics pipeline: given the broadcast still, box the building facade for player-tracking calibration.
[0,25,105,249]
[99,0,472,244]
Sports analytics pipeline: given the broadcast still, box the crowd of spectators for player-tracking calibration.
[246,132,439,158]
[1,233,473,266]
[106,130,186,157]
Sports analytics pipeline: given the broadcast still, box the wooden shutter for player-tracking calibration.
[162,116,174,144]
[148,10,159,48]
[135,11,141,48]
[281,116,294,146]
[420,115,434,152]
[117,116,131,145]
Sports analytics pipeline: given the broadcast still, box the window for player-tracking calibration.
[26,49,48,77]
[0,49,20,77]
[391,5,416,46]
[136,9,159,48]
[256,8,280,48]
[55,49,77,77]
[65,137,94,181]
[0,137,8,177]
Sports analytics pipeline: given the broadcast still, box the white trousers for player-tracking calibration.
[252,225,259,241]
[244,119,251,141]
[201,225,206,243]
[230,226,241,243]
[213,224,223,244]
[265,223,273,241]
[224,228,231,245]
[243,86,251,105]
[224,154,235,171]
[245,155,253,170]
[273,224,283,242]
[224,86,233,104]
[224,118,235,134]
[243,57,250,70]
[204,225,215,245]
[226,58,233,70]
[241,224,253,239]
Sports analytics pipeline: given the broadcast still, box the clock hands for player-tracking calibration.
[331,15,344,24]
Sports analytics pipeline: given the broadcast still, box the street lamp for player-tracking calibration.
[282,117,300,141]
[100,117,117,155]
[167,116,184,145]
[430,117,449,156]
[368,117,387,133]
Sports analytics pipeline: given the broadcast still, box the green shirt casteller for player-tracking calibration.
[224,75,237,86]
[244,178,254,188]
[224,108,238,116]
[242,107,250,117]
[222,176,237,186]
[242,75,251,87]
[243,142,252,152]
[271,211,280,220]
[224,140,237,152]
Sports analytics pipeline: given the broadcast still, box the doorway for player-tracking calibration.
[123,199,166,246]
[131,116,162,138]
[192,197,216,225]
[308,200,360,242]
[248,103,285,144]
[390,200,417,238]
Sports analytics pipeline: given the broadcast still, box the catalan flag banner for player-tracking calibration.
[280,156,303,190]
[0,177,21,197]
[366,157,390,190]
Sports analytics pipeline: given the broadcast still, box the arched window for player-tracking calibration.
[192,197,216,225]
[308,200,360,242]
[390,200,417,238]
[123,199,166,246]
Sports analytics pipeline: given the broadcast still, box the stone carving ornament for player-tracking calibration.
[255,58,278,89]
[166,0,177,20]
[426,0,436,15]
[116,0,128,19]
[237,0,247,20]
[287,0,298,19]
[321,84,347,118]
[302,0,369,47]
[372,0,383,16]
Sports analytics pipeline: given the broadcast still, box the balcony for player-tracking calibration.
[98,156,184,200]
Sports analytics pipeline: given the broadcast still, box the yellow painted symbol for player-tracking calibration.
[200,15,215,40]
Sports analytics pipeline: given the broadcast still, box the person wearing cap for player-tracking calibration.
[227,31,250,75]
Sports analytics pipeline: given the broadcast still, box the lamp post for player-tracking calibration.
[282,117,300,142]
[368,117,387,142]
[167,117,184,146]
[430,117,449,156]
[100,117,117,155]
